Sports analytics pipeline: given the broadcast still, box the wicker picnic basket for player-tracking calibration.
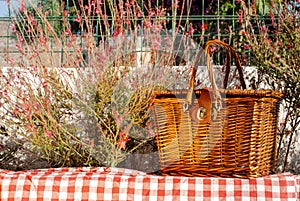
[152,40,283,178]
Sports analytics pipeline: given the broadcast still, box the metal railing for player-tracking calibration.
[0,0,279,66]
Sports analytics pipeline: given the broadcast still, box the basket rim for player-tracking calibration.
[154,89,283,99]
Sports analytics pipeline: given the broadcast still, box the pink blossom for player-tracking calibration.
[17,35,24,43]
[21,103,31,120]
[149,10,155,16]
[65,29,71,35]
[16,44,22,51]
[189,24,195,34]
[210,45,217,53]
[173,0,180,8]
[261,25,267,31]
[28,15,36,27]
[120,131,126,137]
[42,81,48,87]
[89,139,95,147]
[3,90,8,97]
[20,0,26,12]
[84,137,94,147]
[113,30,119,36]
[118,131,130,150]
[6,58,15,66]
[147,129,155,138]
[10,23,16,33]
[270,2,275,8]
[238,16,243,23]
[118,3,123,10]
[277,41,281,46]
[67,41,73,47]
[240,30,248,35]
[75,16,81,23]
[45,131,53,138]
[118,140,127,150]
[33,102,40,110]
[199,23,207,31]
[269,12,275,20]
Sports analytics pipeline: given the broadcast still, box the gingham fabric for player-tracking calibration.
[297,176,300,201]
[0,167,299,201]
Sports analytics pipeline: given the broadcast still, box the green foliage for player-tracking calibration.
[240,0,300,173]
[245,3,300,108]
[40,0,64,35]
[219,1,237,15]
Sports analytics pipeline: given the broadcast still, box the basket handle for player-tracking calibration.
[185,40,246,106]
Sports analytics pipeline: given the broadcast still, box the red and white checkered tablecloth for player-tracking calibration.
[0,167,299,201]
[297,176,300,201]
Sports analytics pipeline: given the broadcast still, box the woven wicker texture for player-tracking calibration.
[153,40,283,178]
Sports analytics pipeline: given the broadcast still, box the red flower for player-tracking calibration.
[189,24,195,34]
[45,131,53,139]
[277,41,281,46]
[10,23,16,33]
[20,0,26,12]
[147,129,155,138]
[118,140,127,150]
[12,108,19,116]
[200,23,207,31]
[238,10,243,23]
[240,30,248,35]
[75,16,81,23]
[115,115,124,126]
[118,132,129,150]
[63,10,68,17]
[3,89,8,97]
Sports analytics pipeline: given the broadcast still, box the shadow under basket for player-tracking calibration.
[152,88,283,178]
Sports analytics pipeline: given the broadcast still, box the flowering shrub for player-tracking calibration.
[239,0,300,174]
[0,0,199,170]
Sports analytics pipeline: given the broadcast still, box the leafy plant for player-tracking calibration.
[1,0,198,170]
[239,0,300,173]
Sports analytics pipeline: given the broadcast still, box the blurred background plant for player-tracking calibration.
[239,0,300,174]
